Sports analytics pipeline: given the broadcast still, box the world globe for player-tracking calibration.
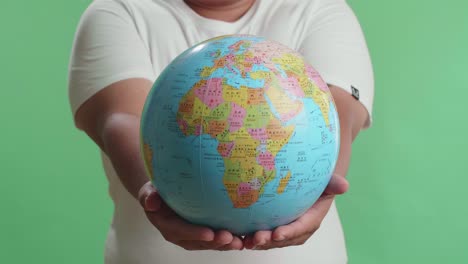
[140,35,340,235]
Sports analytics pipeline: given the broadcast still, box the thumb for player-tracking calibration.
[138,181,161,212]
[323,174,349,195]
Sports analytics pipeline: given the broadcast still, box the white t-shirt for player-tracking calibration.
[68,0,374,263]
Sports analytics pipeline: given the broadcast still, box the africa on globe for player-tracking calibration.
[140,35,340,235]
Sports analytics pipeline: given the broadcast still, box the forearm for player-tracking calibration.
[332,86,367,137]
[100,113,148,199]
[329,85,368,177]
[73,79,153,200]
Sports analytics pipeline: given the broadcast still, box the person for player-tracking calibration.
[68,0,374,263]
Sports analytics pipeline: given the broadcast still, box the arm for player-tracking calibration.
[74,78,244,250]
[74,78,151,199]
[244,85,368,249]
[69,1,243,251]
[243,0,375,250]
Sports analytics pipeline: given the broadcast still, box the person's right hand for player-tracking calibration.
[138,181,244,251]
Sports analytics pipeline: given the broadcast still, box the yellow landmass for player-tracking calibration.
[222,83,248,108]
[249,70,272,82]
[201,66,216,78]
[265,80,303,121]
[272,53,304,75]
[206,120,228,138]
[235,51,254,77]
[312,87,331,126]
[191,97,210,122]
[229,140,258,159]
[265,118,295,154]
[178,93,195,115]
[228,126,251,141]
[239,163,264,182]
[299,76,314,97]
[277,171,291,194]
[247,87,267,105]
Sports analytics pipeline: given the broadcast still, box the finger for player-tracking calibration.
[138,181,155,206]
[177,240,211,251]
[212,230,234,247]
[323,174,349,195]
[254,233,311,250]
[243,235,254,249]
[146,205,215,242]
[217,236,244,251]
[177,232,242,251]
[144,191,162,212]
[243,230,272,249]
[252,230,272,247]
[138,182,161,212]
[272,196,334,242]
[272,218,311,243]
[177,237,243,251]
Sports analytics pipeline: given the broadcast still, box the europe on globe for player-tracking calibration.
[140,35,340,235]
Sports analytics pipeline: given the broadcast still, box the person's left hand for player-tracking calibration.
[242,172,349,250]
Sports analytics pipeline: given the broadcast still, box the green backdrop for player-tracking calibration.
[1,1,467,263]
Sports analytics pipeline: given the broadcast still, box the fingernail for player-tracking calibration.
[144,195,160,212]
[144,198,153,211]
[273,235,285,242]
[256,239,265,246]
[200,232,215,242]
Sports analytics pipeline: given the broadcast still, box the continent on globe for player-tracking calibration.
[176,38,332,208]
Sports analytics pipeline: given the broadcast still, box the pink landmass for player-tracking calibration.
[194,124,202,136]
[247,128,268,141]
[217,141,235,157]
[257,151,275,171]
[225,53,235,64]
[280,76,305,97]
[245,55,263,64]
[193,78,224,109]
[224,54,237,74]
[228,103,246,132]
[237,182,253,197]
[305,64,329,92]
[250,41,290,71]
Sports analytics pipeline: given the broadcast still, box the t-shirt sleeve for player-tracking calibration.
[68,0,155,117]
[299,0,374,128]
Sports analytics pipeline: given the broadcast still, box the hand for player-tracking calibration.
[243,174,349,250]
[138,182,244,251]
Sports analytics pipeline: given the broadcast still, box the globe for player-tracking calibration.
[140,35,340,235]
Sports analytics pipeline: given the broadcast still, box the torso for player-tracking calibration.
[101,0,348,263]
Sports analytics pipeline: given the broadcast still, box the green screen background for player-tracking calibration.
[1,1,467,263]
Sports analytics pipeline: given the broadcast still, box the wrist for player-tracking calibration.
[328,85,368,141]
